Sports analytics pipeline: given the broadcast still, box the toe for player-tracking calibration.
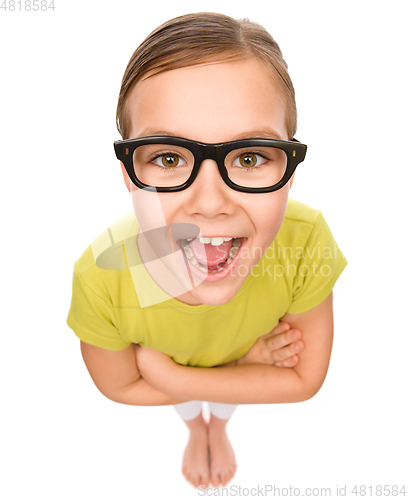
[199,476,209,489]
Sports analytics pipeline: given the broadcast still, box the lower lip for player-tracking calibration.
[179,238,247,283]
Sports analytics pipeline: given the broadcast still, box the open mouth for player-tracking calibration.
[179,237,243,274]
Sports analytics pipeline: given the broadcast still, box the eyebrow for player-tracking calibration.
[230,129,283,141]
[135,128,284,142]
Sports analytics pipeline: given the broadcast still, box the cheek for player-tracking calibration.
[131,189,175,231]
[255,191,289,239]
[156,194,183,224]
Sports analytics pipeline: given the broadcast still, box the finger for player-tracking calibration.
[275,354,299,368]
[261,321,291,340]
[265,328,302,352]
[275,355,298,368]
[276,321,291,333]
[268,339,305,363]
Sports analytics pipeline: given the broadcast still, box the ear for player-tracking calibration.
[120,162,131,193]
[289,171,296,189]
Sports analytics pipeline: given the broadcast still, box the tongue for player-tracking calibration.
[189,239,233,267]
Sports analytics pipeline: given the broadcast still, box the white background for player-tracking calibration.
[1,0,407,498]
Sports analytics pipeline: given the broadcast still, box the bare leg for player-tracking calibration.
[180,412,210,489]
[207,413,237,487]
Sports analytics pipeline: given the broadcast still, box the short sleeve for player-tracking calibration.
[66,264,131,351]
[286,212,347,314]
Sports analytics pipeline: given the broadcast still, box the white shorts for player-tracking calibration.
[173,400,237,420]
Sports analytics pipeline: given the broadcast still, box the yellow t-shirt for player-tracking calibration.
[66,198,347,367]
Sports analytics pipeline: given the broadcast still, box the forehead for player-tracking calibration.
[126,58,288,143]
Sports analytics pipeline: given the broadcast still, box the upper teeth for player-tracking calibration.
[194,237,234,246]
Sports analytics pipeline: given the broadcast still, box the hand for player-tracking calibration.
[234,322,304,367]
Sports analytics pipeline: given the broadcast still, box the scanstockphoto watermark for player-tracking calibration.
[232,260,334,280]
[237,243,343,262]
[197,484,332,496]
[197,484,408,497]
[230,243,345,279]
[91,182,346,306]
[0,0,55,11]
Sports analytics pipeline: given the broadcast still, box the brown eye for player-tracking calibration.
[239,153,258,168]
[161,154,180,168]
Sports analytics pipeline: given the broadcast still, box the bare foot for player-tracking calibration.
[208,414,237,487]
[181,413,210,489]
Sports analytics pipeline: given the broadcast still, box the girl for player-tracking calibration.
[67,12,347,490]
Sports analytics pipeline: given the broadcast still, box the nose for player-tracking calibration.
[187,158,232,216]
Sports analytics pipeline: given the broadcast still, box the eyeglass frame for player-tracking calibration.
[114,136,307,193]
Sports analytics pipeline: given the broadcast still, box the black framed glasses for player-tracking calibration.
[114,136,307,193]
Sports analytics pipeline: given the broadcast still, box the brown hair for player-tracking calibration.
[116,12,297,140]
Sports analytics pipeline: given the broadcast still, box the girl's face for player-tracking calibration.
[123,58,294,306]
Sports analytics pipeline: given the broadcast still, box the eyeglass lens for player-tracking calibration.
[132,143,288,189]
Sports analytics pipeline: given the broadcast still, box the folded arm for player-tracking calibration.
[80,340,189,406]
[136,292,334,405]
[79,317,304,406]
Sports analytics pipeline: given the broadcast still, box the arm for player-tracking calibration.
[135,292,334,405]
[79,320,302,406]
[80,341,189,406]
